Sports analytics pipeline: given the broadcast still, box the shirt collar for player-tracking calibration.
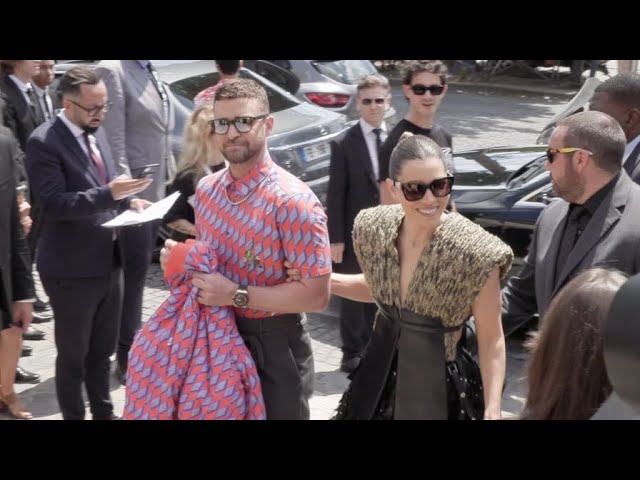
[359,118,387,136]
[59,109,88,139]
[31,83,46,95]
[221,154,273,194]
[575,172,619,217]
[9,74,32,93]
[624,134,640,162]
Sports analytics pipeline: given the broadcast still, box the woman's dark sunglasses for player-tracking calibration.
[410,84,445,96]
[392,176,454,201]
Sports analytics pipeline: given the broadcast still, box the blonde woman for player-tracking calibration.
[164,104,226,241]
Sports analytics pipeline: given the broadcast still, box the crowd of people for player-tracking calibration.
[1,59,639,420]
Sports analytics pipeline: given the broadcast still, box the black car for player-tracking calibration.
[451,78,601,257]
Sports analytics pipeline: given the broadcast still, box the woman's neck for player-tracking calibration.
[400,217,438,249]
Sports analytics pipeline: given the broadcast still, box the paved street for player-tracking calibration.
[8,79,572,421]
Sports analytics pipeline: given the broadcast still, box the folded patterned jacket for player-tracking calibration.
[124,240,265,420]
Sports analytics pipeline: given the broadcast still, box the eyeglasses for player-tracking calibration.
[545,147,591,164]
[68,99,111,116]
[209,114,269,135]
[361,98,386,106]
[392,176,454,201]
[410,84,445,96]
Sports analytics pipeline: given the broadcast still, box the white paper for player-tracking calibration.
[101,191,181,228]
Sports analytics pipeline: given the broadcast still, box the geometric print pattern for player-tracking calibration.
[194,156,332,319]
[123,241,266,420]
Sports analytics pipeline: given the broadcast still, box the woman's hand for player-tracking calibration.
[283,260,301,282]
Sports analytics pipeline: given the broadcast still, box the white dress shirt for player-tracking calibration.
[359,119,388,181]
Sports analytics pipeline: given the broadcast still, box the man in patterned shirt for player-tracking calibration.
[161,79,331,420]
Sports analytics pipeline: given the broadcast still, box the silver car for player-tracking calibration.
[249,60,399,128]
[152,60,347,206]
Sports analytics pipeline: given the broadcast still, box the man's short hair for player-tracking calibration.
[559,110,626,173]
[214,78,270,113]
[215,60,242,76]
[357,74,390,93]
[594,73,640,110]
[402,60,448,86]
[57,66,101,98]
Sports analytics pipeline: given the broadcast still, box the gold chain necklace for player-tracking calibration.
[224,175,268,206]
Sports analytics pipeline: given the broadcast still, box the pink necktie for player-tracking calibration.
[82,132,108,184]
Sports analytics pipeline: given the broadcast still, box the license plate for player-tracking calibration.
[300,142,330,163]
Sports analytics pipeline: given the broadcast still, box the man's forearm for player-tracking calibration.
[242,275,331,313]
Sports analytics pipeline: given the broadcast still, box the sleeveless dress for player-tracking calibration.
[334,206,513,420]
[124,240,265,420]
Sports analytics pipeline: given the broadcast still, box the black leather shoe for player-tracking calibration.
[15,365,41,384]
[34,298,50,312]
[23,325,45,341]
[21,344,33,357]
[340,356,362,374]
[31,311,54,324]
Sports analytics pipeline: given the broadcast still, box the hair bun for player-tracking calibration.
[399,132,414,142]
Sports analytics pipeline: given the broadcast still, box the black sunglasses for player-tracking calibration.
[361,98,386,106]
[209,114,268,135]
[410,84,445,96]
[392,176,454,201]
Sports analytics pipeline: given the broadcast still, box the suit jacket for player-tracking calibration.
[0,127,34,326]
[502,172,640,334]
[327,123,380,273]
[95,60,175,202]
[0,75,45,152]
[25,117,127,278]
[624,141,640,183]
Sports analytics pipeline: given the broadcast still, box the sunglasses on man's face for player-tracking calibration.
[360,98,386,106]
[392,176,454,201]
[545,147,590,164]
[410,84,445,96]
[209,114,268,135]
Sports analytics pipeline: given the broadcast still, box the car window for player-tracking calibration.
[167,71,298,113]
[311,60,377,84]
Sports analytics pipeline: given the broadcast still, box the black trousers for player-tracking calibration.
[334,241,376,359]
[42,265,122,420]
[339,299,377,359]
[236,313,314,420]
[116,221,159,368]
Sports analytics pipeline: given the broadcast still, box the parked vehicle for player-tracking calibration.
[452,78,601,257]
[246,60,400,127]
[52,60,348,259]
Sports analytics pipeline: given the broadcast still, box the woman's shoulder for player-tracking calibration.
[355,204,403,229]
[442,213,514,277]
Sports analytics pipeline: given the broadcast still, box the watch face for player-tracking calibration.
[233,291,249,308]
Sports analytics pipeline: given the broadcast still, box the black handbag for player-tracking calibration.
[446,346,485,420]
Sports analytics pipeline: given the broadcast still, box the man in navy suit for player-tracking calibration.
[327,75,391,373]
[25,66,153,420]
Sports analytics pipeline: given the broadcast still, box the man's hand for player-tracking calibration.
[109,175,153,200]
[160,239,178,272]
[12,302,33,332]
[130,198,153,212]
[283,260,301,282]
[330,243,345,264]
[192,272,237,307]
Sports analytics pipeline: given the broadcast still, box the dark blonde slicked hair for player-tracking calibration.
[523,267,626,420]
[214,78,269,113]
[357,74,390,93]
[388,133,448,179]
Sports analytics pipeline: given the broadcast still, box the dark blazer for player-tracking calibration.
[502,172,640,335]
[0,75,45,152]
[25,117,126,278]
[0,127,34,327]
[327,123,380,272]
[624,141,640,183]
